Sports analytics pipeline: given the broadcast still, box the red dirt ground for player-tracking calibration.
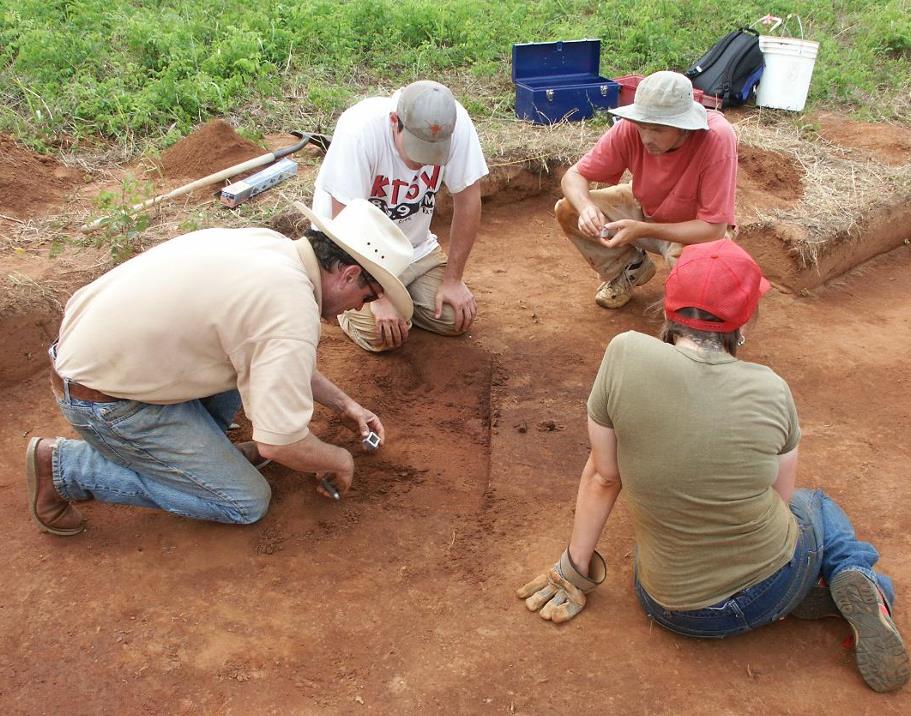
[0,136,83,219]
[735,144,804,219]
[814,112,911,166]
[2,120,911,714]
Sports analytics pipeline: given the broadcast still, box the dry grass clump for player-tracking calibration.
[475,116,603,172]
[734,112,911,266]
[4,272,66,313]
[4,105,910,311]
[0,153,321,314]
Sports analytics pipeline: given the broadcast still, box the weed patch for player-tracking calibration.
[87,177,153,262]
[0,0,909,149]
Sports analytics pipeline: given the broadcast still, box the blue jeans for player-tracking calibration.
[52,388,271,525]
[634,489,895,638]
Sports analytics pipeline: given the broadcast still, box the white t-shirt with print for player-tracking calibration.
[312,93,489,262]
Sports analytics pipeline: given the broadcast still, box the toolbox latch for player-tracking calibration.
[546,89,555,102]
[600,85,610,97]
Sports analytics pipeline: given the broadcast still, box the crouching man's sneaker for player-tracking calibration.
[25,437,85,536]
[595,252,657,309]
[831,570,910,692]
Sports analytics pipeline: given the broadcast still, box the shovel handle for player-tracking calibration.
[79,130,331,234]
[273,134,312,159]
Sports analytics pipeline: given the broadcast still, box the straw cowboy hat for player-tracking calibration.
[294,199,414,320]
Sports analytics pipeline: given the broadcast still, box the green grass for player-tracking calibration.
[1,0,909,148]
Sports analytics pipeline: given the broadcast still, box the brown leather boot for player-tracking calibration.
[235,441,272,469]
[25,437,85,536]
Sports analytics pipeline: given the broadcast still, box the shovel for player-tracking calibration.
[79,131,331,234]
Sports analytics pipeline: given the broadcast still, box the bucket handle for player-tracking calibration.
[754,14,783,33]
[754,13,805,39]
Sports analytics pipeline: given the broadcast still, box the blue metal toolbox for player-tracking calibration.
[512,39,620,124]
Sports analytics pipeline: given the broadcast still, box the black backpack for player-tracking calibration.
[685,28,764,108]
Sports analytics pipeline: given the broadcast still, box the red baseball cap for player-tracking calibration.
[664,240,771,332]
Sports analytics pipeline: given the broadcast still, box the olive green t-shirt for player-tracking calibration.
[587,331,800,610]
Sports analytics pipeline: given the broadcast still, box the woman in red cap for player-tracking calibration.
[517,239,908,693]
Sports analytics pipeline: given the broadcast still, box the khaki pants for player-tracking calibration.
[554,184,682,282]
[338,246,462,353]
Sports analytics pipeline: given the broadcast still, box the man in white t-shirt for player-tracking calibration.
[313,80,489,352]
[25,201,413,536]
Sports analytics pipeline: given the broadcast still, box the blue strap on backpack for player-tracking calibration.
[685,28,764,108]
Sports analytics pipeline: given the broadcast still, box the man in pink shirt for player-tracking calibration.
[556,71,738,309]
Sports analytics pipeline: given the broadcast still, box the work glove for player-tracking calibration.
[516,549,606,623]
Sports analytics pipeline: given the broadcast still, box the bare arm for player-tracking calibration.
[561,163,607,237]
[330,196,346,218]
[602,216,727,248]
[311,368,352,412]
[311,369,385,443]
[257,432,354,496]
[567,418,623,576]
[562,162,727,245]
[773,447,799,503]
[256,369,384,497]
[443,180,481,283]
[435,180,481,332]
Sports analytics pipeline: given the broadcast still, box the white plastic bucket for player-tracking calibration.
[756,36,819,111]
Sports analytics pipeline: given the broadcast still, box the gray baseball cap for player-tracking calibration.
[396,80,457,166]
[610,71,709,131]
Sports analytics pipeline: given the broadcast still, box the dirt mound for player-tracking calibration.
[0,136,82,219]
[738,144,804,201]
[739,196,911,292]
[815,112,911,166]
[436,164,563,221]
[158,120,264,180]
[735,144,805,223]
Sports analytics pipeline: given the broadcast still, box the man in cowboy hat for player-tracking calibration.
[556,70,738,309]
[312,80,489,352]
[25,200,413,535]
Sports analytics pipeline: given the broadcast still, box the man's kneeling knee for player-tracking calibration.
[413,304,464,337]
[229,482,272,525]
[554,198,580,237]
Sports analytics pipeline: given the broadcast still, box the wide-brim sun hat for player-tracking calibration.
[664,239,771,332]
[396,80,457,166]
[294,200,414,320]
[610,71,709,131]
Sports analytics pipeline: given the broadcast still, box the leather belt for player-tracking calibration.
[49,365,118,403]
